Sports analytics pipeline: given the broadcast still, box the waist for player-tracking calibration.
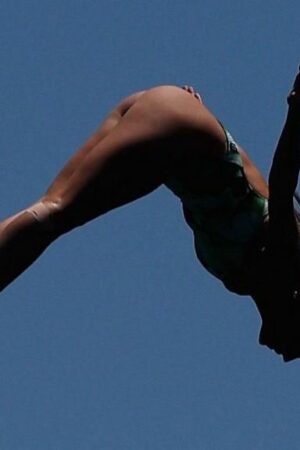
[164,122,268,294]
[184,191,268,294]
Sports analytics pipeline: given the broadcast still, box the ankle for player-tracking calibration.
[25,200,61,234]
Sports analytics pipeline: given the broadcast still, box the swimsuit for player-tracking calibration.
[164,125,268,295]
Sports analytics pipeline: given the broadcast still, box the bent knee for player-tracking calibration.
[130,85,216,136]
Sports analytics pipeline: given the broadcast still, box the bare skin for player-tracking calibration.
[0,77,299,362]
[0,86,227,291]
[250,70,300,361]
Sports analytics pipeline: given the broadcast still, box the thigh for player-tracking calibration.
[46,90,147,196]
[53,86,227,230]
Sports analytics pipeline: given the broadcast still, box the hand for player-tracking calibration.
[181,85,202,102]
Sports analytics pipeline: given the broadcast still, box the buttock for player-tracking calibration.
[164,123,268,294]
[164,123,256,209]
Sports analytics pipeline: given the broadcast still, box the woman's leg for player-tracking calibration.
[0,86,225,292]
[0,108,120,232]
[46,90,146,197]
[0,91,147,234]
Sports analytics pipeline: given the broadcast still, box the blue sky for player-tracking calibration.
[1,1,300,449]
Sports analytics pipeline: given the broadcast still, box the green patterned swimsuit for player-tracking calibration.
[165,125,268,295]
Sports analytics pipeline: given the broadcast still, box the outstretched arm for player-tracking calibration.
[261,70,300,361]
[268,70,300,232]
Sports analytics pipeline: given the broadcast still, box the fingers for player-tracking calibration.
[182,85,195,94]
[181,85,202,102]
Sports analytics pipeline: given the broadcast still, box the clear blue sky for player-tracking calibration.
[1,1,300,449]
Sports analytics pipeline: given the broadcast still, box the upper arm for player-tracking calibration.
[268,147,298,223]
[268,163,298,249]
[268,109,300,220]
[268,150,297,244]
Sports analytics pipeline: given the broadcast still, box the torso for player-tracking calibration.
[164,122,269,295]
[237,145,269,199]
[126,86,271,294]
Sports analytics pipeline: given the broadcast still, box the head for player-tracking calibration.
[248,203,300,357]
